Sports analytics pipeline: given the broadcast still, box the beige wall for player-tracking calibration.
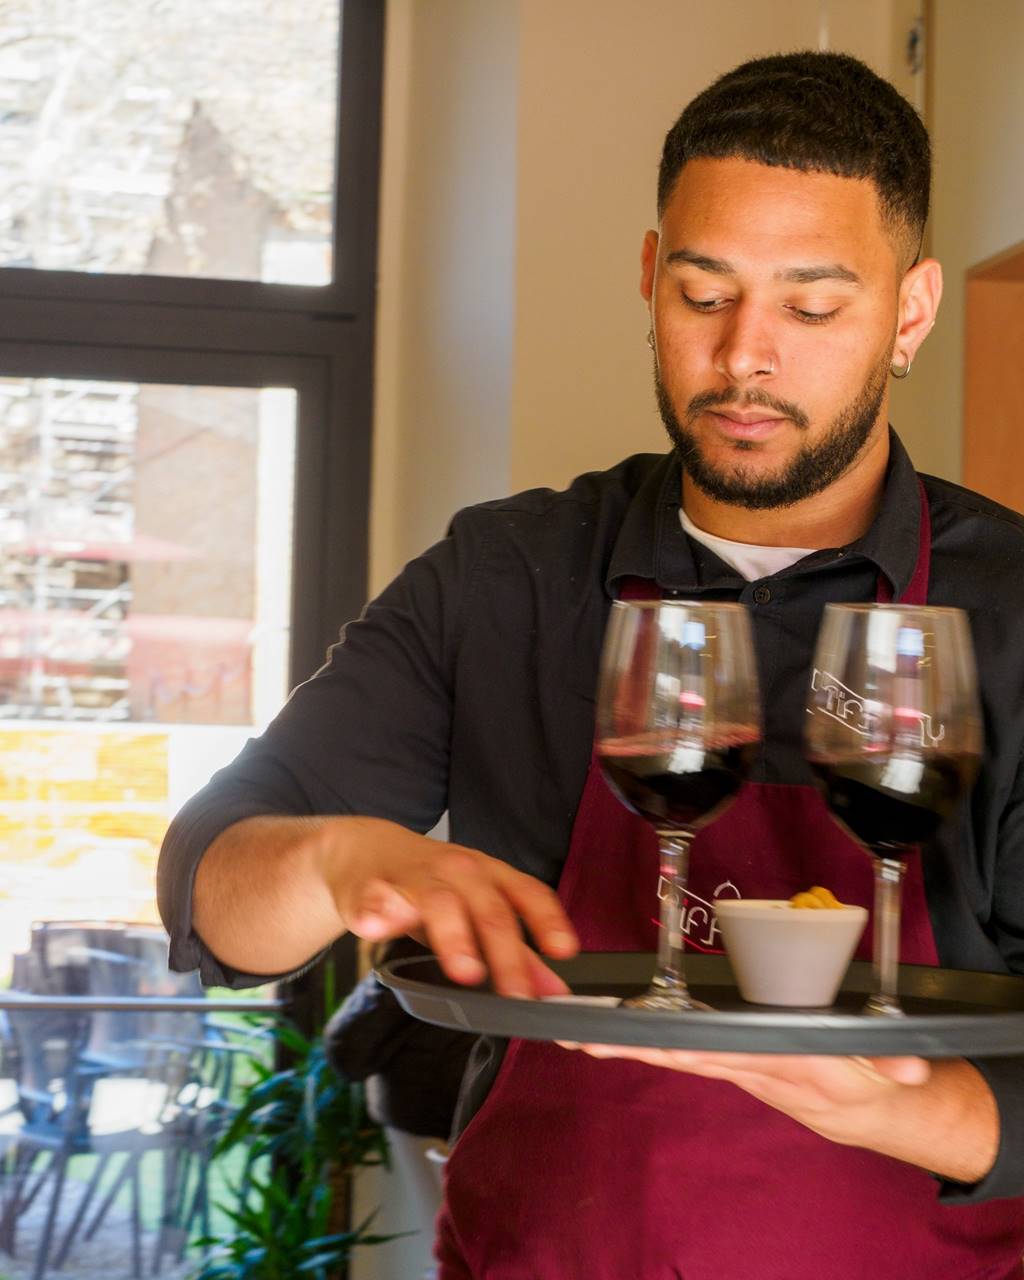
[891,0,1024,483]
[508,0,906,495]
[371,0,919,594]
[370,0,519,592]
[373,2,1024,589]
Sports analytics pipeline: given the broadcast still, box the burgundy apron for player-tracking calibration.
[436,486,1024,1279]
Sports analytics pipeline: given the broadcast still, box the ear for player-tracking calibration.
[894,258,942,365]
[640,229,659,303]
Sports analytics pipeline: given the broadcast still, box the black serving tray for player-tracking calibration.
[375,952,1024,1057]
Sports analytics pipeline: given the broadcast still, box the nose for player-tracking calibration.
[712,302,777,383]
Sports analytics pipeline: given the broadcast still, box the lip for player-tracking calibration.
[707,410,788,441]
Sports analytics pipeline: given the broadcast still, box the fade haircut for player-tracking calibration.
[658,51,930,264]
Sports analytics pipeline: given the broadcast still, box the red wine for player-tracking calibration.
[809,751,979,854]
[597,732,759,830]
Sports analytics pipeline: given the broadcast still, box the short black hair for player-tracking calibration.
[658,51,930,260]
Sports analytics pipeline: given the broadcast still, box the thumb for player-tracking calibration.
[861,1056,931,1086]
[347,878,421,939]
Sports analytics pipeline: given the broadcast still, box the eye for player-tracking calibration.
[788,306,840,325]
[682,293,729,313]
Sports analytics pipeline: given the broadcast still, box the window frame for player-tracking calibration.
[0,0,383,319]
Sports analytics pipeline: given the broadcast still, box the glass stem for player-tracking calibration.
[652,832,693,998]
[867,854,905,1017]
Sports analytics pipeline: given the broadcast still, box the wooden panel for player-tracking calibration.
[963,277,1024,511]
[967,239,1024,283]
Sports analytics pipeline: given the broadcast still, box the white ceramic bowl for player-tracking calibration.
[714,898,868,1008]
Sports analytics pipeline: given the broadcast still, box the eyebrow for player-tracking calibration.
[665,248,863,287]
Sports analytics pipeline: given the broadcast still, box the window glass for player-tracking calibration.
[0,376,296,976]
[0,1,340,284]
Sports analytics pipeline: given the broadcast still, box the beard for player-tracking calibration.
[655,351,889,511]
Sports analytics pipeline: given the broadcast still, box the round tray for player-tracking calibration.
[375,952,1024,1057]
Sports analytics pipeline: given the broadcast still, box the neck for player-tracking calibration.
[680,425,891,549]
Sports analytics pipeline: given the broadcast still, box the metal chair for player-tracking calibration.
[0,1025,191,1278]
[0,921,221,1279]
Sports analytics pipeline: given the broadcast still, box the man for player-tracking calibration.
[158,51,1024,1278]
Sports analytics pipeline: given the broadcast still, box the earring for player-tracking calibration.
[891,352,912,379]
[647,329,656,351]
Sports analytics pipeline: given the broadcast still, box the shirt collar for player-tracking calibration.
[606,428,922,596]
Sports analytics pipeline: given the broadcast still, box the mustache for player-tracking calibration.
[687,387,810,431]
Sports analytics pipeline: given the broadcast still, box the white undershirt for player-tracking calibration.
[679,508,816,582]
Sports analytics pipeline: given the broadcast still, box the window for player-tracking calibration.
[0,5,378,972]
[0,0,381,1005]
[0,1,341,286]
[0,374,299,952]
[0,4,381,1271]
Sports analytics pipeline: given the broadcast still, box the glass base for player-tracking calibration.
[864,993,906,1018]
[620,988,711,1012]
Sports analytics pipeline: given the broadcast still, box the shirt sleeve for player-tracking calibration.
[935,1055,1024,1204]
[938,749,1024,1203]
[156,514,480,988]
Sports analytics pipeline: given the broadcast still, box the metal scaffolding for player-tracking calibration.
[0,378,136,720]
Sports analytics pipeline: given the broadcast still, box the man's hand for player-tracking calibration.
[556,1042,998,1183]
[193,814,577,993]
[330,817,578,998]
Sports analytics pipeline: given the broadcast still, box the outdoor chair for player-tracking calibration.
[0,920,235,1279]
[0,1027,191,1279]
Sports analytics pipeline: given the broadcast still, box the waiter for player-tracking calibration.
[159,51,1024,1278]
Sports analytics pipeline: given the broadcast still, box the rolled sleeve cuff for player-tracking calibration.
[159,796,314,991]
[936,1055,1024,1204]
[168,929,295,991]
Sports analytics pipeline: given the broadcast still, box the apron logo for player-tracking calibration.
[658,877,740,951]
[809,668,945,746]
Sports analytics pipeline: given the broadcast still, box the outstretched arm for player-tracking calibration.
[193,812,577,996]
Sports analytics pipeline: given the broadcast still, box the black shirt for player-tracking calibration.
[158,430,1024,1201]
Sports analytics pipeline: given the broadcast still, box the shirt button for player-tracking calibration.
[752,585,772,604]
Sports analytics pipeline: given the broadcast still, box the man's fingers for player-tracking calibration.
[418,885,488,986]
[420,890,570,997]
[564,1045,934,1101]
[348,843,576,999]
[420,850,548,997]
[457,880,537,998]
[524,946,572,997]
[497,865,579,958]
[348,878,421,938]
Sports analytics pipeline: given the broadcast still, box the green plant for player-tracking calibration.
[190,1019,398,1280]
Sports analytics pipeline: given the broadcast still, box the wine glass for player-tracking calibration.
[595,600,761,1010]
[804,604,982,1017]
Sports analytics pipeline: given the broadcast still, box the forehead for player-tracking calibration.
[661,157,896,276]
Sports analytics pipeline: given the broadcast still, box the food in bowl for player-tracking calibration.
[714,897,868,1007]
[789,885,844,909]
